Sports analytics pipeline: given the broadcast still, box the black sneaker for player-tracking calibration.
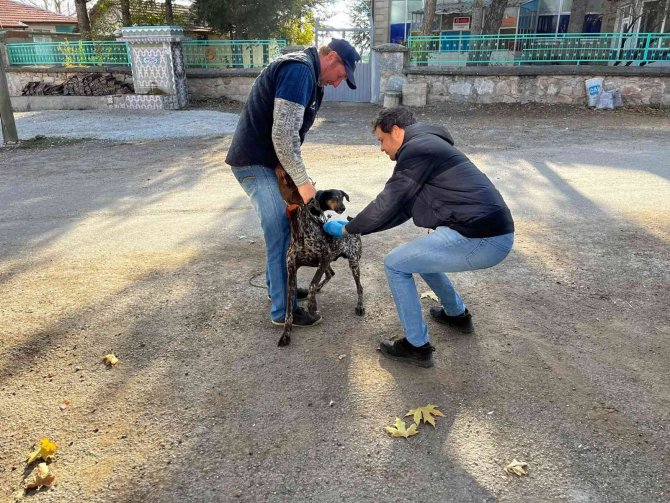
[267,288,309,301]
[271,306,322,327]
[378,337,435,368]
[430,307,474,334]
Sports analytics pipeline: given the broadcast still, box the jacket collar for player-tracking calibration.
[305,46,321,86]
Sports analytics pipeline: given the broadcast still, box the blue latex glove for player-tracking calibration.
[323,220,348,238]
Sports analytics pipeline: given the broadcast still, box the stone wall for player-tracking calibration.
[6,67,133,97]
[186,68,261,103]
[404,67,670,106]
[6,66,261,104]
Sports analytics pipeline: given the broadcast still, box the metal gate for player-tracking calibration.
[315,21,372,103]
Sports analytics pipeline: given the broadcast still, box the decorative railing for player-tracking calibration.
[6,39,288,69]
[182,40,287,68]
[407,32,670,66]
[7,41,130,66]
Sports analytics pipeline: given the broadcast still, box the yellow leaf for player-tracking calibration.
[504,459,529,476]
[24,462,56,489]
[405,404,446,427]
[103,354,119,366]
[384,417,419,438]
[26,438,57,464]
[420,290,439,302]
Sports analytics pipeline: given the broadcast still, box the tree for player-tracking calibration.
[471,0,484,35]
[349,0,371,52]
[276,11,316,45]
[481,0,508,34]
[567,0,588,32]
[601,0,618,32]
[15,0,74,15]
[120,0,132,26]
[420,0,437,35]
[74,0,92,39]
[91,0,189,37]
[165,0,174,25]
[192,0,324,39]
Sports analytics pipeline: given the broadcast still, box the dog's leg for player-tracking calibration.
[349,258,365,316]
[279,256,297,346]
[315,266,335,292]
[308,262,330,315]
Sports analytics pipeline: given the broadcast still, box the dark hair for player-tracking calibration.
[372,106,417,133]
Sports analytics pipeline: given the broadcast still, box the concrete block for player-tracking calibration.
[402,82,428,107]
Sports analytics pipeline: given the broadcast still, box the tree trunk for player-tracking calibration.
[600,0,618,32]
[665,0,670,31]
[165,0,175,25]
[120,0,132,26]
[482,0,509,34]
[74,0,91,40]
[421,0,437,35]
[567,0,588,32]
[471,0,484,35]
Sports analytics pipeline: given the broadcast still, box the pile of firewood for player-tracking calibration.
[22,73,134,96]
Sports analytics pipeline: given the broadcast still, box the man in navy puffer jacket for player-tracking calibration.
[323,107,514,367]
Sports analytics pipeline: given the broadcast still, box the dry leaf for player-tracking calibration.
[338,354,346,360]
[24,462,56,489]
[103,354,119,366]
[384,418,419,438]
[26,438,57,464]
[420,290,439,302]
[59,400,71,411]
[504,459,529,476]
[405,404,446,427]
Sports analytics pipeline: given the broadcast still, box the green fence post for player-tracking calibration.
[642,32,651,64]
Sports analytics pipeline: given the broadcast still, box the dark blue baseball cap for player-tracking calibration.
[328,38,361,90]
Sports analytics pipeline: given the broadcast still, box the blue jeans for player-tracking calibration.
[232,164,293,322]
[383,227,514,347]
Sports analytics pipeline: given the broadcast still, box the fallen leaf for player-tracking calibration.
[338,354,346,360]
[504,459,529,476]
[26,438,57,464]
[103,354,119,366]
[420,290,439,302]
[24,462,56,489]
[59,400,71,411]
[405,404,446,427]
[384,418,419,438]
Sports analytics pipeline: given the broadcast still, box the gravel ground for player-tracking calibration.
[0,102,669,503]
[12,109,239,141]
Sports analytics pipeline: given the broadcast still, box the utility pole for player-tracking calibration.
[0,59,19,144]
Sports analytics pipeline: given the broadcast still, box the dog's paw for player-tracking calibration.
[355,305,365,316]
[277,334,291,346]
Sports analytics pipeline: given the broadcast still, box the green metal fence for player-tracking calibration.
[7,41,130,66]
[408,32,670,66]
[182,40,287,68]
[6,39,287,69]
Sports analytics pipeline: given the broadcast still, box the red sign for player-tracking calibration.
[453,17,471,31]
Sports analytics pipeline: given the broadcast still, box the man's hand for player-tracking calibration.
[297,181,316,203]
[323,220,348,238]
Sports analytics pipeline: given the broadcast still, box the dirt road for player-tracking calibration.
[1,103,669,502]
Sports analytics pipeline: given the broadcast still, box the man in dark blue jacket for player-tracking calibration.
[226,40,360,328]
[324,107,514,368]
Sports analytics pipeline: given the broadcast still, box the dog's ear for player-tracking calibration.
[342,191,350,202]
[316,190,323,200]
